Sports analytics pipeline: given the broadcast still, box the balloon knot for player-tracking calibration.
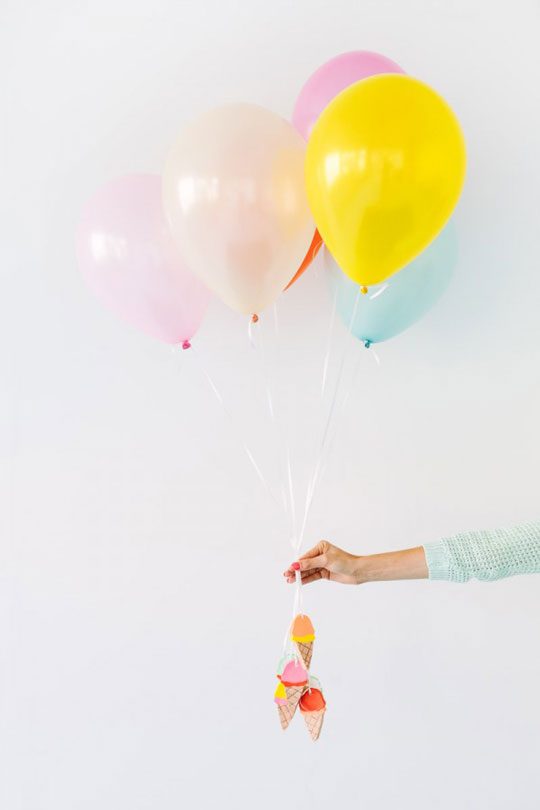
[182,340,191,350]
[364,340,372,349]
[360,286,368,295]
[251,314,259,324]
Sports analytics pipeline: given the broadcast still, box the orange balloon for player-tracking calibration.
[284,230,323,291]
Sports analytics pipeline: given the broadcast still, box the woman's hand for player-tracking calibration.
[283,542,428,586]
[283,540,363,586]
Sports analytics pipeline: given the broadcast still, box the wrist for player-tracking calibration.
[352,555,372,584]
[352,547,428,583]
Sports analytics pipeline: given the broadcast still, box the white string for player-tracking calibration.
[281,569,305,657]
[282,286,363,654]
[321,285,338,399]
[294,568,303,615]
[295,287,363,555]
[272,305,299,551]
[187,344,280,510]
[251,312,299,547]
[304,340,382,550]
[270,304,293,518]
[369,283,389,301]
[247,316,256,349]
[245,312,306,658]
[280,289,362,653]
[281,621,292,656]
[286,447,297,548]
[370,345,381,366]
[303,339,368,505]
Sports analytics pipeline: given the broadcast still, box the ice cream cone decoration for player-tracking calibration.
[276,659,308,731]
[275,613,324,737]
[299,686,326,741]
[291,614,315,671]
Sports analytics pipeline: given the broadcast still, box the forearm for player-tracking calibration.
[357,546,428,583]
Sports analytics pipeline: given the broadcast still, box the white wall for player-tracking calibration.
[2,1,540,808]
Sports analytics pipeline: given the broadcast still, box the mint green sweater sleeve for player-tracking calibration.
[423,522,540,582]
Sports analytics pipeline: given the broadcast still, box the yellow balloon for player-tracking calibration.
[305,74,466,287]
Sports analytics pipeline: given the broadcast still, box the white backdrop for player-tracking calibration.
[2,1,540,808]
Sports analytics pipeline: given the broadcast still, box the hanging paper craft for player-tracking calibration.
[275,614,325,739]
[291,613,315,670]
[299,686,327,741]
[276,659,309,730]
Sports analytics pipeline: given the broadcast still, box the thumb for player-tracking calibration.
[299,540,328,561]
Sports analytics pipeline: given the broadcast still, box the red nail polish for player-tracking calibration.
[291,562,300,571]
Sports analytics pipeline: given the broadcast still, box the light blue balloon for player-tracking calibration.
[328,221,458,345]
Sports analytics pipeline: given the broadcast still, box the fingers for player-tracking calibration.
[283,557,325,580]
[301,569,328,586]
[283,540,331,583]
[299,553,327,572]
[283,568,328,585]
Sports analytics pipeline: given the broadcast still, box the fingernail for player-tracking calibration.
[291,562,300,571]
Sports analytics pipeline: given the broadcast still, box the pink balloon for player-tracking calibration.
[77,174,211,345]
[292,51,405,140]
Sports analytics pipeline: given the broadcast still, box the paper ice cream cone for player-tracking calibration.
[277,659,309,731]
[291,615,315,671]
[302,708,325,741]
[277,685,304,730]
[294,640,313,670]
[299,686,326,741]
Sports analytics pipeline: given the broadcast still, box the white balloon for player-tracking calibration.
[163,103,314,315]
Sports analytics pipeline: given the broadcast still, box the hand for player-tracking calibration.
[283,540,363,586]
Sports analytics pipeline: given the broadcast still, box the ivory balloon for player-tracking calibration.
[163,104,314,315]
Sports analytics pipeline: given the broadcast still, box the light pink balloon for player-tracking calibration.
[292,51,405,140]
[77,174,211,345]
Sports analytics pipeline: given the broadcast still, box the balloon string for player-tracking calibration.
[301,336,382,549]
[281,570,304,657]
[247,316,256,350]
[286,447,297,548]
[270,303,295,513]
[295,286,362,556]
[294,568,303,616]
[249,311,298,546]
[370,345,381,367]
[272,304,299,549]
[321,285,338,399]
[187,344,280,509]
[368,283,389,301]
[305,339,368,512]
[272,301,305,655]
[281,621,292,656]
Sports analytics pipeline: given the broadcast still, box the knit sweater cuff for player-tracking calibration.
[422,541,451,581]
